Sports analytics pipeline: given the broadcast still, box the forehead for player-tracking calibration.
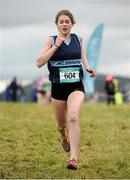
[58,15,71,21]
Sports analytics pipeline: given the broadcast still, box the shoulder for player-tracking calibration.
[71,33,82,47]
[45,36,52,43]
[42,36,53,49]
[71,33,82,43]
[71,33,81,39]
[44,35,57,46]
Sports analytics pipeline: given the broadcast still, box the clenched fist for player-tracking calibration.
[55,36,66,47]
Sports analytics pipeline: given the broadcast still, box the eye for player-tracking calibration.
[66,20,70,24]
[59,20,64,24]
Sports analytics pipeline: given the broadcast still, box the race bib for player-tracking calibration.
[59,67,80,83]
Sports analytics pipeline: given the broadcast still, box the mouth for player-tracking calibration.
[62,28,67,31]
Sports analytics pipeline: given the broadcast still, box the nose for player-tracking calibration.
[63,22,67,26]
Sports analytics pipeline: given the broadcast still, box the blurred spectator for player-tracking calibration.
[4,85,12,102]
[17,85,25,102]
[30,77,51,104]
[113,78,123,105]
[4,77,26,103]
[36,77,51,104]
[105,75,115,104]
[9,77,19,102]
[30,81,37,102]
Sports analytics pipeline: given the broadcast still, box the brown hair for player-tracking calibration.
[55,9,76,25]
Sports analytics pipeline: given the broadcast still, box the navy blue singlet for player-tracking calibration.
[47,33,83,84]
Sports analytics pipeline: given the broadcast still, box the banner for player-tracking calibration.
[83,23,104,95]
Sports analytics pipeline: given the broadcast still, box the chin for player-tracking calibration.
[63,33,68,35]
[62,31,70,35]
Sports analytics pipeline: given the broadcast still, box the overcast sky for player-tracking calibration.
[0,0,130,80]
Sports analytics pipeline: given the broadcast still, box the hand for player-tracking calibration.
[86,67,96,77]
[55,36,65,47]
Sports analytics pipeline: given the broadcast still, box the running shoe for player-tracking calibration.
[61,137,70,152]
[67,158,77,170]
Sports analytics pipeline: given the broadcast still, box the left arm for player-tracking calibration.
[81,39,96,77]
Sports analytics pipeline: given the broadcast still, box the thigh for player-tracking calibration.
[67,91,85,116]
[51,98,67,125]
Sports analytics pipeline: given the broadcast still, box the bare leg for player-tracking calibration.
[51,98,67,138]
[67,91,85,161]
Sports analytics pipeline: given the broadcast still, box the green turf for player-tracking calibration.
[0,102,130,179]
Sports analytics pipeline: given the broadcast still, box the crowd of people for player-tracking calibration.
[4,77,51,104]
[3,75,126,105]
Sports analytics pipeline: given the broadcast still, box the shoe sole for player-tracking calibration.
[67,164,77,170]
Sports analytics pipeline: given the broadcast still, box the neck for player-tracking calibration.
[59,33,70,40]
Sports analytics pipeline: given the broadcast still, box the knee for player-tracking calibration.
[69,113,78,124]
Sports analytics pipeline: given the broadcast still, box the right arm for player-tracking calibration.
[36,36,65,68]
[36,37,58,68]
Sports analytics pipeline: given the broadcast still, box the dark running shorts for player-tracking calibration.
[51,81,85,101]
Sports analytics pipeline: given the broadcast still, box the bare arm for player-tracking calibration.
[81,47,90,70]
[36,37,58,68]
[36,36,65,68]
[81,39,96,77]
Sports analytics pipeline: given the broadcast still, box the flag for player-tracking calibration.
[83,23,104,95]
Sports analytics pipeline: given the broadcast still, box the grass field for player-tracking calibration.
[0,102,130,179]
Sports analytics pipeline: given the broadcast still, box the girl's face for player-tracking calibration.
[57,15,73,35]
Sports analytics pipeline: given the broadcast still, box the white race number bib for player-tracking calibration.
[59,67,80,83]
